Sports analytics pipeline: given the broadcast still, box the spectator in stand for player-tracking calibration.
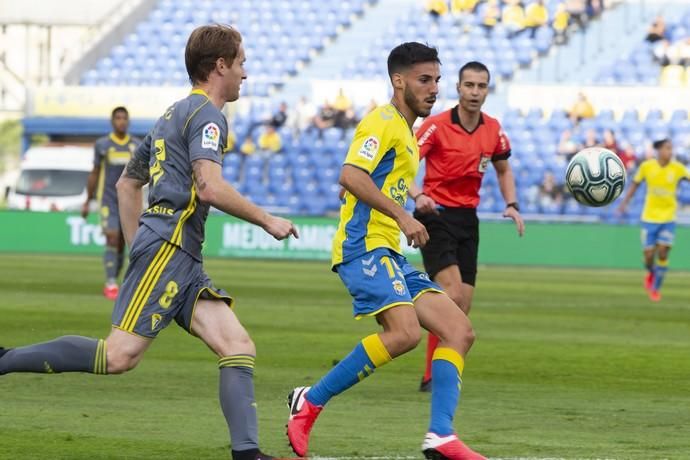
[646,15,666,43]
[565,0,587,29]
[525,0,549,37]
[557,129,580,161]
[537,171,564,209]
[240,136,257,157]
[481,0,501,31]
[553,3,570,43]
[288,96,317,137]
[569,92,595,124]
[332,88,352,113]
[586,0,603,19]
[652,39,671,66]
[502,0,527,37]
[426,0,449,18]
[258,125,282,153]
[583,128,598,149]
[226,129,237,153]
[602,129,620,153]
[246,101,288,137]
[312,101,337,136]
[451,0,479,15]
[617,141,638,170]
[332,88,358,130]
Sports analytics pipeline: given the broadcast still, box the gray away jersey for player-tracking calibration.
[94,134,141,205]
[134,89,228,261]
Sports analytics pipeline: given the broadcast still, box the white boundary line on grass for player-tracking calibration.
[310,457,619,460]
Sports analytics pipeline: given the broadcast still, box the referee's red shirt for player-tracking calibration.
[415,106,511,208]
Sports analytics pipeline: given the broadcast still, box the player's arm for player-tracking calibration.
[116,135,151,247]
[340,165,428,248]
[81,143,103,218]
[191,159,298,240]
[493,159,524,236]
[618,164,645,214]
[411,119,438,214]
[617,181,641,214]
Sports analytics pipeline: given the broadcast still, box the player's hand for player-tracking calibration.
[414,193,439,215]
[397,213,429,248]
[503,206,525,237]
[263,215,299,240]
[80,201,90,219]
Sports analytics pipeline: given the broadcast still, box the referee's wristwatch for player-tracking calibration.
[506,202,520,212]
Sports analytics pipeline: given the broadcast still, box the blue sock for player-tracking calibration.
[653,260,668,291]
[429,347,465,436]
[306,334,391,407]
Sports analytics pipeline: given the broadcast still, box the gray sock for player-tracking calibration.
[219,355,259,451]
[0,335,107,375]
[104,245,118,282]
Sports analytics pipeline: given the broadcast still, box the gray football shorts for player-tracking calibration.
[100,200,121,233]
[111,226,233,338]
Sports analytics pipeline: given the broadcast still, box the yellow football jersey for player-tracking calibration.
[634,159,690,223]
[332,104,418,267]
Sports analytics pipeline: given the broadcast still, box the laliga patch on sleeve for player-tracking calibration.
[357,136,380,161]
[201,122,220,150]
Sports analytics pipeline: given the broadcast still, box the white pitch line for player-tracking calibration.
[310,457,619,460]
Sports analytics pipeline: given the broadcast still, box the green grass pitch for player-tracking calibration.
[1,254,689,459]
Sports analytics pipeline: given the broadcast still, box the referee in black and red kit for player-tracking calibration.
[410,61,525,392]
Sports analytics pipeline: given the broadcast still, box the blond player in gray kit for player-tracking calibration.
[0,24,297,460]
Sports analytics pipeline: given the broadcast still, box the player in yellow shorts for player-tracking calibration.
[619,139,690,301]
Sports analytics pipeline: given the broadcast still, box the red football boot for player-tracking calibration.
[422,433,487,460]
[286,386,322,457]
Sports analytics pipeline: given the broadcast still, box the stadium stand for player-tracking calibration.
[80,0,375,95]
[220,101,690,219]
[340,0,575,92]
[596,8,690,85]
[60,0,690,219]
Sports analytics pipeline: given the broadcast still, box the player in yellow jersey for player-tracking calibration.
[619,139,690,301]
[286,43,486,460]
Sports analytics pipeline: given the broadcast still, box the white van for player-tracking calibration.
[6,145,92,212]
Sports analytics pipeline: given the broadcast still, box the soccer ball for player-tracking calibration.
[565,147,626,207]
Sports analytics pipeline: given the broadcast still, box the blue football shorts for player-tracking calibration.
[335,247,443,319]
[641,221,676,249]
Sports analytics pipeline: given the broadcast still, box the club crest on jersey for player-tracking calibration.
[478,154,491,173]
[392,280,406,296]
[358,136,379,161]
[202,122,220,150]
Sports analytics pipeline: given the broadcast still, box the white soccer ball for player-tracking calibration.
[565,147,627,207]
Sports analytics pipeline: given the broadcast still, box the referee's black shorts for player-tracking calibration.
[413,207,479,286]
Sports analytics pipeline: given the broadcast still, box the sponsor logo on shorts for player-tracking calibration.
[151,313,162,331]
[357,136,379,161]
[392,280,406,296]
[419,273,430,281]
[202,122,220,150]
